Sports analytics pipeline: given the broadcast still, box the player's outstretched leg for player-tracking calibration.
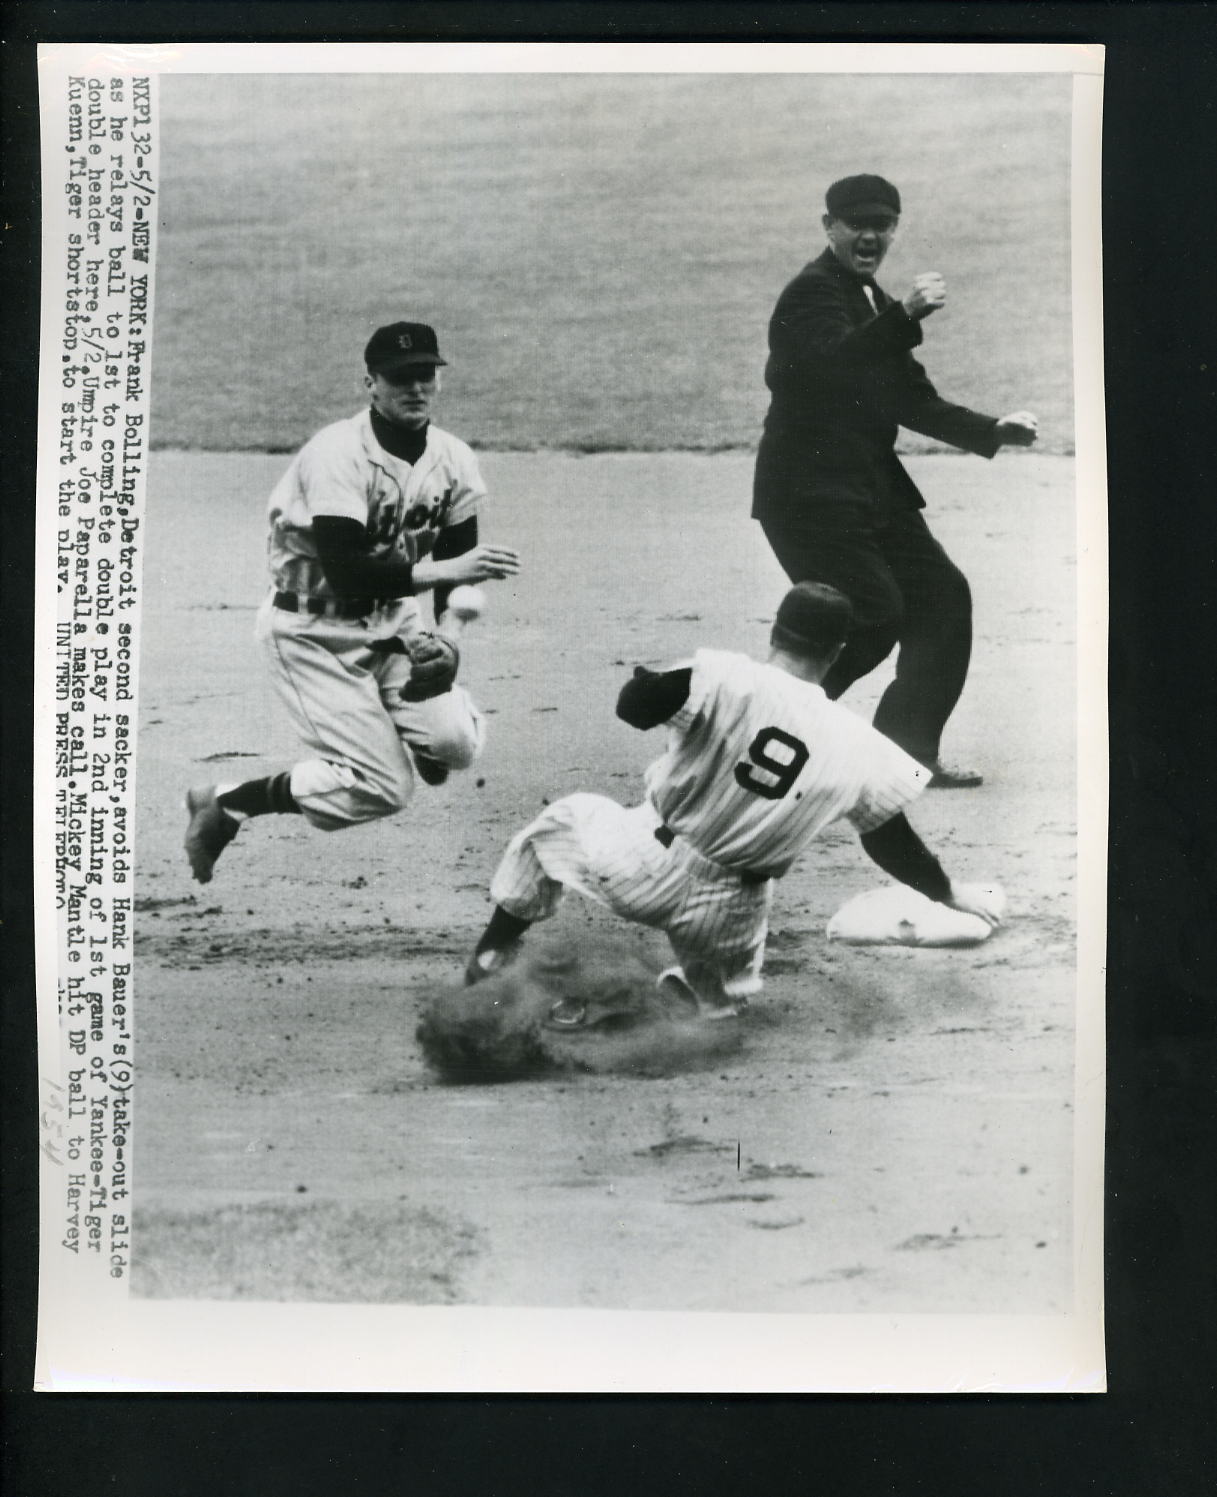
[183,770,299,884]
[464,799,589,981]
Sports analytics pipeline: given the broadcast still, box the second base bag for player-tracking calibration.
[826,884,1006,947]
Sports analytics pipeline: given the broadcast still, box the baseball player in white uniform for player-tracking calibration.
[466,583,1001,1017]
[184,321,520,884]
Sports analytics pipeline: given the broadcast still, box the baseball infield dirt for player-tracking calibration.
[130,448,1079,1314]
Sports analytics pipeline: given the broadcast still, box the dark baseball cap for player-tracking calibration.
[825,174,901,219]
[364,321,448,374]
[772,582,855,652]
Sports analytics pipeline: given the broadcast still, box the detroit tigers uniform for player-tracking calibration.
[258,407,487,830]
[489,647,930,1002]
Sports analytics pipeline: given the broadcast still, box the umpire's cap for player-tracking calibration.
[365,321,448,375]
[825,174,901,219]
[772,582,855,654]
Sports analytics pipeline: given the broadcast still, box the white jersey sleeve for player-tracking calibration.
[290,420,373,523]
[437,434,486,530]
[843,741,931,834]
[265,418,373,593]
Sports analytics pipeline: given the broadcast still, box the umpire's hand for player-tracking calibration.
[901,272,947,320]
[995,411,1039,447]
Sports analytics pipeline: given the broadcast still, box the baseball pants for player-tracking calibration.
[257,596,484,831]
[760,507,972,766]
[489,793,774,1001]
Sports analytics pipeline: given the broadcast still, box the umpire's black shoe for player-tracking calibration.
[184,785,240,883]
[923,761,984,790]
[413,751,450,786]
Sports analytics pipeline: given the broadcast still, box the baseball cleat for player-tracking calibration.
[539,986,645,1033]
[545,997,589,1029]
[183,785,240,884]
[412,750,450,787]
[464,941,521,987]
[656,967,742,1022]
[923,761,984,790]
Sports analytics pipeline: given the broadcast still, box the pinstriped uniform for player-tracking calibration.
[490,649,929,1003]
[648,649,930,860]
[260,410,487,830]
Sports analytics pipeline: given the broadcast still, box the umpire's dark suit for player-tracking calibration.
[753,247,1001,769]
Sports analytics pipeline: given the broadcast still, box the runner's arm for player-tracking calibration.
[858,811,952,903]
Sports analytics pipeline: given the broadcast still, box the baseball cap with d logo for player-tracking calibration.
[364,321,449,375]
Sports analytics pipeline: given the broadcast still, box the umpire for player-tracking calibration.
[752,173,1038,787]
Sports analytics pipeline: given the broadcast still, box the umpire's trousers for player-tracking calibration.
[759,507,972,767]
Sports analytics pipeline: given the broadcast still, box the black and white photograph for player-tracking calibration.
[34,42,1106,1391]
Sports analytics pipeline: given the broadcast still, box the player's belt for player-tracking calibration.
[273,590,384,620]
[653,825,780,886]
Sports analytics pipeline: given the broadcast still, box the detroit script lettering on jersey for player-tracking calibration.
[266,408,485,598]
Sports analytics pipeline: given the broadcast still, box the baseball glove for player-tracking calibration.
[400,631,460,702]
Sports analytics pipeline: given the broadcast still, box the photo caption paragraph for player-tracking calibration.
[40,66,158,1286]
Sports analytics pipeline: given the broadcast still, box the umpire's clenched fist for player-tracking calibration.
[994,411,1039,447]
[901,272,947,321]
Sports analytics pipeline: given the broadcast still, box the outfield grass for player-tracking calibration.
[153,72,1073,453]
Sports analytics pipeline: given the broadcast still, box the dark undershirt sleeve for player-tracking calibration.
[430,515,479,623]
[312,515,417,600]
[616,666,693,730]
[859,811,953,903]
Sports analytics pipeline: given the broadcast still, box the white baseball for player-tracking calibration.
[446,584,486,622]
